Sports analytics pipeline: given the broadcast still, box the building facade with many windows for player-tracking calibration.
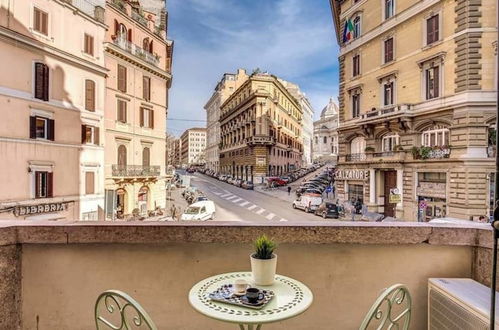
[0,0,107,220]
[219,73,303,184]
[204,69,249,173]
[330,0,497,221]
[180,128,206,167]
[103,0,173,219]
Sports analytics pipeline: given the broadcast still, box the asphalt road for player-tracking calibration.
[189,173,327,223]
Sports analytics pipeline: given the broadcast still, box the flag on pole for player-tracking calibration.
[342,19,355,43]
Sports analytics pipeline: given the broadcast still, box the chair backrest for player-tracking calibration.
[95,290,157,330]
[359,284,412,330]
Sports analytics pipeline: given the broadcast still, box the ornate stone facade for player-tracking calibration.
[313,98,339,161]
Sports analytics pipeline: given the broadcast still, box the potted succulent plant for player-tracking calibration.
[250,235,277,285]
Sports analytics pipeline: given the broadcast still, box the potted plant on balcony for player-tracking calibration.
[364,146,375,153]
[250,235,277,285]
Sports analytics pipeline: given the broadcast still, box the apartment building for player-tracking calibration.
[204,69,249,173]
[180,128,206,167]
[219,73,303,183]
[330,0,497,221]
[313,98,339,161]
[165,133,177,172]
[103,0,173,219]
[173,138,182,167]
[0,0,107,220]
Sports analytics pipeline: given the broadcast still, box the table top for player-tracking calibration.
[188,272,313,325]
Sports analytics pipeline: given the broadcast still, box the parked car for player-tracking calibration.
[242,180,254,190]
[280,176,291,184]
[292,195,323,213]
[267,177,287,187]
[180,201,216,221]
[304,188,323,195]
[193,196,209,203]
[234,179,243,187]
[186,168,196,174]
[314,202,339,219]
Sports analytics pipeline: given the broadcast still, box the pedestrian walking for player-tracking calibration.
[171,203,177,220]
[287,186,292,195]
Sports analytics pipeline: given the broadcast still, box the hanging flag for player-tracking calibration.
[342,19,355,43]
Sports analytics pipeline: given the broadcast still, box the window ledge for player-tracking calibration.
[422,40,443,51]
[380,60,396,69]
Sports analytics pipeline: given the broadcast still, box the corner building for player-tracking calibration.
[219,73,304,184]
[103,0,173,219]
[330,0,497,221]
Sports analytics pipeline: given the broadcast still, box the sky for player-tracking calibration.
[166,0,340,137]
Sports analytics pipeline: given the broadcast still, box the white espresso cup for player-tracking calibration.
[234,279,249,293]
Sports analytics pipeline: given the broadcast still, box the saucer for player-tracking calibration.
[232,290,246,296]
[240,295,265,306]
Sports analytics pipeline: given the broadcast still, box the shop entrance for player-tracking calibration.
[116,189,126,219]
[383,171,397,217]
[418,197,446,222]
[138,187,149,215]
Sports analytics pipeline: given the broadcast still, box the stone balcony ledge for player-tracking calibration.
[0,220,492,248]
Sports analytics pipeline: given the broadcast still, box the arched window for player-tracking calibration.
[353,15,361,38]
[350,136,366,154]
[323,136,327,144]
[118,24,127,41]
[142,147,150,167]
[118,145,127,167]
[143,37,149,50]
[382,133,399,152]
[421,126,449,147]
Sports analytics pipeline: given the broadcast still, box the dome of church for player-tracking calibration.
[320,97,338,118]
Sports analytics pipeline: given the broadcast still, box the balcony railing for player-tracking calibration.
[359,104,412,121]
[246,136,276,146]
[345,153,366,161]
[112,165,160,177]
[131,10,148,27]
[113,37,160,67]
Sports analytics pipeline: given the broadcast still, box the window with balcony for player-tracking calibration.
[382,134,399,152]
[384,0,395,19]
[140,108,154,128]
[33,7,48,35]
[30,115,54,141]
[143,76,151,101]
[426,14,439,45]
[84,34,94,56]
[34,62,49,101]
[117,100,127,123]
[35,171,52,198]
[382,81,395,107]
[422,127,449,147]
[353,16,361,39]
[85,172,95,195]
[117,64,127,93]
[384,37,394,63]
[85,80,95,111]
[352,54,360,77]
[350,136,366,154]
[352,94,360,118]
[425,65,440,100]
[81,125,99,145]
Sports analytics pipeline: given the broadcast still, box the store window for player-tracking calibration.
[348,184,364,204]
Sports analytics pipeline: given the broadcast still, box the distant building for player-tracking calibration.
[313,98,339,161]
[219,73,303,183]
[279,80,315,166]
[180,128,207,167]
[165,134,177,173]
[204,69,249,173]
[173,138,182,167]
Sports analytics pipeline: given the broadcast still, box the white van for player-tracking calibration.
[181,201,216,221]
[292,195,323,213]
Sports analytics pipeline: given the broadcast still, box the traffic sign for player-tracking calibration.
[326,186,332,193]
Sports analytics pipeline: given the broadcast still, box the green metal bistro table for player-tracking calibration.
[188,272,313,330]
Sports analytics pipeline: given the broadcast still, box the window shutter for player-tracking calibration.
[35,172,41,198]
[114,19,119,35]
[118,65,126,92]
[34,63,44,100]
[127,29,132,42]
[433,15,439,41]
[43,64,49,101]
[123,102,127,122]
[30,116,36,139]
[140,108,144,127]
[94,127,100,146]
[41,11,48,35]
[149,40,153,53]
[48,119,55,141]
[81,124,87,144]
[434,67,440,97]
[47,172,53,198]
[85,80,95,111]
[150,110,154,129]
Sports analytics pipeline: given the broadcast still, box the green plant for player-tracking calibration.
[253,235,277,260]
[419,146,433,159]
[365,146,375,152]
[394,144,404,151]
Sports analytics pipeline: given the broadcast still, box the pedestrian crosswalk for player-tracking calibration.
[210,190,288,222]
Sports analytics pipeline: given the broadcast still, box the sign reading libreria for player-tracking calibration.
[335,169,370,181]
[14,202,68,217]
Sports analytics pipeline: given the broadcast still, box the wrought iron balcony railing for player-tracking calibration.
[131,11,148,27]
[113,37,159,67]
[245,136,276,146]
[345,153,366,161]
[112,165,160,177]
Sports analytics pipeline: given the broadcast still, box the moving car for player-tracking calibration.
[314,202,339,219]
[180,201,216,221]
[292,195,323,213]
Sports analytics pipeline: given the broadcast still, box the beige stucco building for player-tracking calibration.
[180,127,206,167]
[103,0,173,219]
[330,0,497,221]
[0,0,107,220]
[204,69,249,173]
[219,73,304,183]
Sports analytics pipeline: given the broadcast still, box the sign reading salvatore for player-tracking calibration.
[335,169,369,181]
[14,202,69,217]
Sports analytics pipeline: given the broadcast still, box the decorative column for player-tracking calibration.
[369,169,376,205]
[396,169,404,211]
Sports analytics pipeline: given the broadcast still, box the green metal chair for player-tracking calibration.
[95,290,157,330]
[359,284,412,330]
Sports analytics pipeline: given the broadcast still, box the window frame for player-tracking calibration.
[352,53,361,77]
[352,93,361,118]
[34,170,53,199]
[421,127,450,147]
[117,99,127,123]
[381,134,400,152]
[383,37,394,64]
[83,33,94,56]
[85,79,96,111]
[34,62,50,101]
[353,15,361,39]
[85,171,95,195]
[425,13,440,46]
[383,0,395,20]
[33,6,49,36]
[117,64,127,93]
[143,76,151,101]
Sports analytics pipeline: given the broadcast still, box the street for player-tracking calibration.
[189,173,329,223]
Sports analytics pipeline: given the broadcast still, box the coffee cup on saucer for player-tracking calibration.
[245,287,264,304]
[233,279,249,295]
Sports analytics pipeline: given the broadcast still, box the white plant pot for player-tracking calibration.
[250,253,277,286]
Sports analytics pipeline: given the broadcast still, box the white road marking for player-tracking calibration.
[212,192,222,196]
[220,193,232,198]
[247,205,257,210]
[256,208,266,215]
[231,198,243,203]
[225,195,237,201]
[239,201,249,207]
[279,218,288,222]
[265,213,275,220]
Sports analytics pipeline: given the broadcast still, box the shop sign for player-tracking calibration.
[419,200,428,209]
[256,157,266,166]
[389,188,401,203]
[335,169,369,181]
[14,202,68,217]
[417,182,446,199]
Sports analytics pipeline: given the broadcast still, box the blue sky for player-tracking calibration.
[166,0,339,137]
